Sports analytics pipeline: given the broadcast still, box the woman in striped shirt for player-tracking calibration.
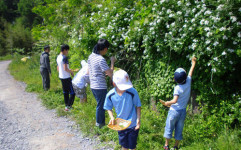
[88,39,115,128]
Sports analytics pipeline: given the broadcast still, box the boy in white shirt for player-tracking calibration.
[57,44,75,111]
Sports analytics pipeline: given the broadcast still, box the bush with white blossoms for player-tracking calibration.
[33,0,240,130]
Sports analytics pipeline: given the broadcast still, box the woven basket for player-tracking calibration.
[107,118,131,131]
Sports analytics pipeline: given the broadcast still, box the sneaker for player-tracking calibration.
[173,146,179,150]
[65,106,69,111]
[164,146,169,150]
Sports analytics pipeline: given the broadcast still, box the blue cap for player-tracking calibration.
[174,68,187,84]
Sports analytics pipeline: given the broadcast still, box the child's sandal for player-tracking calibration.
[163,145,170,150]
[173,146,179,150]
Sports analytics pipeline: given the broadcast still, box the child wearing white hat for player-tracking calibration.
[104,69,141,150]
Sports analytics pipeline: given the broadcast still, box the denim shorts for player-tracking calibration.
[118,127,139,149]
[164,108,186,140]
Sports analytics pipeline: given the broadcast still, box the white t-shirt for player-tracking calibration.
[72,65,90,89]
[56,54,71,79]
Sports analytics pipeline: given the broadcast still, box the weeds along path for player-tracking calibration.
[0,61,111,150]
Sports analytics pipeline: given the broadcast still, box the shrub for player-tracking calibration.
[5,17,34,55]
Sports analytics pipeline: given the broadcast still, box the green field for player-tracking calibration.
[0,55,12,61]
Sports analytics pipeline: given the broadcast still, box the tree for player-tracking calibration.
[0,0,19,23]
[18,0,43,27]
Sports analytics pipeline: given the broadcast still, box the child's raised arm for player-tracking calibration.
[188,57,197,77]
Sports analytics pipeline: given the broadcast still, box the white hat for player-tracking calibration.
[113,70,133,91]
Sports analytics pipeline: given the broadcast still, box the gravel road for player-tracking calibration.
[0,60,113,150]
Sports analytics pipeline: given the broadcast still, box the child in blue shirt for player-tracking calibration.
[104,69,141,150]
[160,57,197,150]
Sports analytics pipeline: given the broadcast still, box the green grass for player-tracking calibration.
[8,54,241,150]
[0,54,12,61]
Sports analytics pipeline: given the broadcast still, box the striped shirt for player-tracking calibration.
[88,52,110,89]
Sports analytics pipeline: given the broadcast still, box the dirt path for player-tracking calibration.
[0,61,113,150]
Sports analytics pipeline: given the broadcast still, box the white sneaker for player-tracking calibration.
[65,106,69,111]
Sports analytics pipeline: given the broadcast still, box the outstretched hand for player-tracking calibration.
[110,56,116,63]
[192,57,197,64]
[159,99,170,107]
[159,99,166,106]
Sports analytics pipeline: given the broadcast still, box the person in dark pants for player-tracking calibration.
[40,45,51,91]
[88,39,116,128]
[57,44,75,111]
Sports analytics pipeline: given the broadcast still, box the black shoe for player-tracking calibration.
[173,146,179,150]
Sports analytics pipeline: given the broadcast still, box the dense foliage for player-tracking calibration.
[32,0,241,128]
[0,0,41,55]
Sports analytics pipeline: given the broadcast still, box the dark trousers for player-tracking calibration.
[91,89,107,125]
[40,68,50,91]
[60,78,75,107]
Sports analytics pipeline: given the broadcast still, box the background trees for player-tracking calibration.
[0,0,41,55]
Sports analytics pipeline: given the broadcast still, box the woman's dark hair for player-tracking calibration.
[44,45,50,51]
[93,39,110,54]
[61,44,70,52]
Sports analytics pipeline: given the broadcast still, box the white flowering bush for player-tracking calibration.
[82,0,241,106]
[32,0,240,138]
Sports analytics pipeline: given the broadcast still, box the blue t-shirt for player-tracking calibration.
[171,76,192,110]
[104,87,142,129]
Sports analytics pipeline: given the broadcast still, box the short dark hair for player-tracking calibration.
[93,39,110,54]
[44,45,50,51]
[61,44,70,52]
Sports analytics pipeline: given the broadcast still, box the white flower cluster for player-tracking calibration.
[79,0,237,73]
[238,32,241,38]
[231,16,237,23]
[217,4,224,11]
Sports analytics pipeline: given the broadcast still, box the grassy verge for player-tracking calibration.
[8,54,241,150]
[0,54,12,61]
